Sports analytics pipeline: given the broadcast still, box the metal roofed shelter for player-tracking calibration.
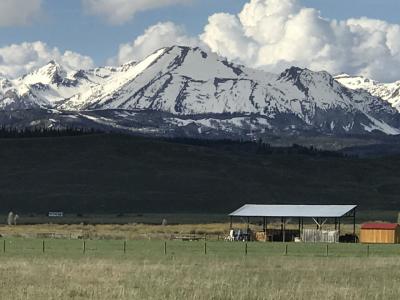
[229,204,357,242]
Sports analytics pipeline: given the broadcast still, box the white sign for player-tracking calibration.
[48,212,64,217]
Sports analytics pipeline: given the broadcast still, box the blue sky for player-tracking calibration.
[0,0,246,64]
[0,0,399,65]
[1,0,400,81]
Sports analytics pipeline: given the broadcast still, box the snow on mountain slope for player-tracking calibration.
[60,48,167,110]
[17,61,115,108]
[0,46,400,136]
[0,62,96,110]
[69,46,270,112]
[335,74,400,112]
[0,76,12,97]
[75,46,399,131]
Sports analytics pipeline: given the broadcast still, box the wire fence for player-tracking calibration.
[1,238,400,258]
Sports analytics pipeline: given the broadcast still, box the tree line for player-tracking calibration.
[165,137,351,158]
[0,127,102,139]
[0,127,351,158]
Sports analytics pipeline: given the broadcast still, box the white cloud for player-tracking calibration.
[82,0,191,25]
[200,0,400,82]
[0,42,94,78]
[106,0,400,82]
[109,22,201,65]
[0,0,43,27]
[3,0,399,82]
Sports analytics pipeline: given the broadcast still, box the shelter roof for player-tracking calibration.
[361,223,399,230]
[229,204,357,218]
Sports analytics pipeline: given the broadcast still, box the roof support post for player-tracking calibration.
[263,217,267,242]
[230,216,233,230]
[298,217,302,241]
[353,208,356,243]
[263,217,267,234]
[282,217,286,243]
[338,218,341,237]
[334,217,337,230]
[247,217,250,231]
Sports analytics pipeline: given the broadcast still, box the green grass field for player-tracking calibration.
[1,238,400,299]
[2,238,400,258]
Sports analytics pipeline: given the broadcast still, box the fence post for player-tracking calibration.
[284,244,288,256]
[367,245,370,257]
[123,241,126,254]
[42,240,45,253]
[83,241,86,254]
[164,241,167,255]
[326,244,329,257]
[3,240,5,253]
[204,241,207,255]
[245,242,248,255]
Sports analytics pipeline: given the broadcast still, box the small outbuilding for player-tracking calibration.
[360,223,400,244]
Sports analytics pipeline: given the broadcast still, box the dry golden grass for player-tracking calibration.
[0,255,399,300]
[0,223,230,240]
[0,222,359,240]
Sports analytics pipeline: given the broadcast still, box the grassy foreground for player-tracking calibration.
[0,254,400,300]
[1,238,400,299]
[0,221,399,299]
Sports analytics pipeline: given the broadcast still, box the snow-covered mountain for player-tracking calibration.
[336,74,400,113]
[1,46,400,137]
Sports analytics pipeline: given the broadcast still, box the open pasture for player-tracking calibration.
[1,238,400,258]
[1,239,400,299]
[1,225,400,299]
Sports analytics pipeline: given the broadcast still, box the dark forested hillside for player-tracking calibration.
[0,134,399,214]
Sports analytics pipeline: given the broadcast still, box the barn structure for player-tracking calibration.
[229,204,357,243]
[360,223,400,244]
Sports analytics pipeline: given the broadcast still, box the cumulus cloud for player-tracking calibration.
[83,0,191,25]
[200,0,400,82]
[106,0,400,81]
[0,0,43,27]
[109,22,201,65]
[202,13,258,64]
[0,42,94,78]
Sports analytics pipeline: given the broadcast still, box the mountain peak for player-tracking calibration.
[336,74,400,111]
[46,59,58,66]
[278,66,336,88]
[277,66,308,81]
[335,74,378,88]
[21,60,67,85]
[40,60,64,74]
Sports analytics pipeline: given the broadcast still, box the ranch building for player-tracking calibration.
[229,204,357,243]
[360,223,400,244]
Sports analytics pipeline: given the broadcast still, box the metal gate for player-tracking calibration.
[302,229,339,243]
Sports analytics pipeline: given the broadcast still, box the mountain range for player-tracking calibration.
[335,74,400,113]
[1,45,400,141]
